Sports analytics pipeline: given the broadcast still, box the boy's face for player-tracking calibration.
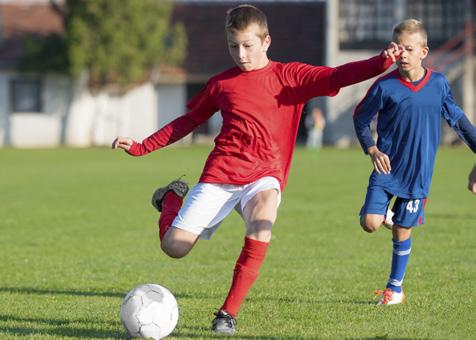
[226,23,271,71]
[394,32,429,73]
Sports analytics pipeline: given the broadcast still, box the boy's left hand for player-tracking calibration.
[368,146,391,175]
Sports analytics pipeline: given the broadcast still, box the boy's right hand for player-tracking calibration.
[112,136,134,151]
[368,146,391,175]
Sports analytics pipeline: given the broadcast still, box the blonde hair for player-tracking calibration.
[225,4,269,41]
[393,19,428,47]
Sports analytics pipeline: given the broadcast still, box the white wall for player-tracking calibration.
[66,76,158,147]
[156,83,195,144]
[0,74,9,146]
[157,84,186,129]
[1,72,70,148]
[119,83,158,142]
[10,114,61,147]
[0,69,161,148]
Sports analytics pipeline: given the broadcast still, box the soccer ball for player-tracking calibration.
[120,284,179,339]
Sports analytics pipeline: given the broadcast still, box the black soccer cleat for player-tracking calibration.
[211,310,237,335]
[151,178,189,212]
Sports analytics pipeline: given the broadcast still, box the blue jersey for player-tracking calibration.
[353,69,464,199]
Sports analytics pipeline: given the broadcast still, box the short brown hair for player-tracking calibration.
[393,19,428,47]
[225,4,269,40]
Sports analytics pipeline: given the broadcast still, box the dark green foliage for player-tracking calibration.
[18,34,69,74]
[19,0,186,90]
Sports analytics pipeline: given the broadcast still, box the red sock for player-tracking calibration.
[158,192,183,241]
[220,237,269,318]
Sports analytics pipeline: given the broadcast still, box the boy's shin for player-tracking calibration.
[220,237,269,317]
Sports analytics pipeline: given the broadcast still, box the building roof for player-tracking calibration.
[0,3,63,68]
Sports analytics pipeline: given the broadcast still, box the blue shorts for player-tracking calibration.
[359,186,427,227]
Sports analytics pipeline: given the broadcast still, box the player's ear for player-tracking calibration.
[263,35,271,52]
[420,46,429,60]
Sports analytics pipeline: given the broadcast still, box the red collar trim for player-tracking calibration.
[397,68,432,92]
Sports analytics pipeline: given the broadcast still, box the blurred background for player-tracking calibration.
[0,0,474,148]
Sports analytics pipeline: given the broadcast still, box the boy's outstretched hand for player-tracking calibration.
[468,165,476,194]
[382,42,402,63]
[368,146,391,175]
[112,136,134,151]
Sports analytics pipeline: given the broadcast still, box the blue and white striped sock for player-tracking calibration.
[386,237,412,293]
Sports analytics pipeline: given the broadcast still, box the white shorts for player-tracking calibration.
[172,176,281,240]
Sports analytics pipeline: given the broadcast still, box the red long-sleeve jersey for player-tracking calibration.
[129,55,392,190]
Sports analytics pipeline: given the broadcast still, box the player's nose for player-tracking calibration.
[238,46,247,59]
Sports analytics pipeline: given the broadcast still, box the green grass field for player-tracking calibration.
[0,146,474,339]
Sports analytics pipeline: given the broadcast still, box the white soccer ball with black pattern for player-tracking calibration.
[120,284,179,339]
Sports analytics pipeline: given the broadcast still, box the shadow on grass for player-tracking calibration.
[0,286,212,300]
[0,286,125,298]
[0,314,123,338]
[1,286,379,306]
[347,337,431,340]
[0,326,123,338]
[174,325,309,339]
[0,315,307,339]
[0,314,119,325]
[0,326,123,339]
[248,295,375,305]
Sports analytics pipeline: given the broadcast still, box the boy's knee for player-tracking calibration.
[160,242,190,259]
[160,228,198,259]
[160,237,194,259]
[246,220,273,242]
[360,215,383,233]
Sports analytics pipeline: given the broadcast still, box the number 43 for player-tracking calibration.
[406,199,420,213]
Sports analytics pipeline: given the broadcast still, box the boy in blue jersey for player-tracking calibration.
[353,19,476,305]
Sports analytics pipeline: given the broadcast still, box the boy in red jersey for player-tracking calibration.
[113,4,400,335]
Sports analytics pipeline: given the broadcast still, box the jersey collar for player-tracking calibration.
[397,68,432,92]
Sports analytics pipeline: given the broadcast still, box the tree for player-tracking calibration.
[20,0,186,92]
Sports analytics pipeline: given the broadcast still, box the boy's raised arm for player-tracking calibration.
[112,114,199,156]
[329,42,401,91]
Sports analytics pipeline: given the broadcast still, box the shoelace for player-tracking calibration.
[374,288,394,304]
